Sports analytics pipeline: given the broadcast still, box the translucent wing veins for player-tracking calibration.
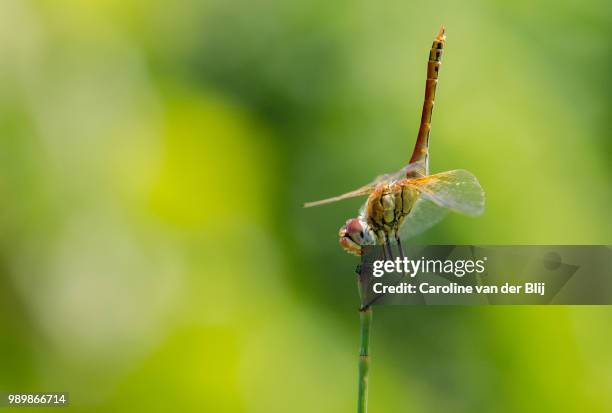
[399,169,485,216]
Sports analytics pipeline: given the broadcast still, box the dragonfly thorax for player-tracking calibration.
[365,185,420,244]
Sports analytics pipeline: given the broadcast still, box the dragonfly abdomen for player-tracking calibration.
[409,26,446,175]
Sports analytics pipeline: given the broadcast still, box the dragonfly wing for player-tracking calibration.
[398,197,449,240]
[382,161,427,183]
[304,163,411,208]
[303,161,430,208]
[400,169,485,216]
[402,160,427,178]
[304,184,376,208]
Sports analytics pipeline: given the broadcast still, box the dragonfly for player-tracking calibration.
[304,27,485,259]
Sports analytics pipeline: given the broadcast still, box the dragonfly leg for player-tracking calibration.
[385,237,394,261]
[381,243,388,261]
[395,234,410,283]
[395,234,405,261]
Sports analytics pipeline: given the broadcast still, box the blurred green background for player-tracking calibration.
[1,1,611,412]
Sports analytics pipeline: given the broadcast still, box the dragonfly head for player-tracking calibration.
[339,218,376,256]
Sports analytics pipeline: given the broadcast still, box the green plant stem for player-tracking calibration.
[357,306,372,413]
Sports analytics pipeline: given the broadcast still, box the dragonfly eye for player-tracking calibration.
[345,218,363,236]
